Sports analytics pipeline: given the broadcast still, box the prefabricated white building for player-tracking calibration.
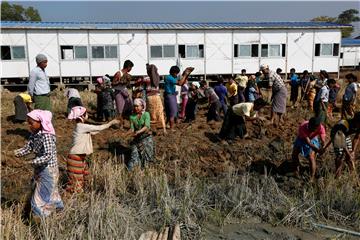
[0,21,350,84]
[340,38,360,68]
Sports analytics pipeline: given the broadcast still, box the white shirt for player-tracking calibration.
[69,122,112,155]
[28,66,50,96]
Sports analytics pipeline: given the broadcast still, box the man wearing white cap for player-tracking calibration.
[260,64,287,126]
[28,53,51,111]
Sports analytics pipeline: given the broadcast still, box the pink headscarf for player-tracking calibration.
[133,98,146,113]
[27,110,55,135]
[96,77,104,84]
[68,106,87,120]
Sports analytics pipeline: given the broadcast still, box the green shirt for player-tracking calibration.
[130,112,150,131]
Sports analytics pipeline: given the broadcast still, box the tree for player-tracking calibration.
[1,1,41,21]
[311,9,360,38]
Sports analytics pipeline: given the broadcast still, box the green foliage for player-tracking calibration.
[310,8,359,38]
[1,1,41,21]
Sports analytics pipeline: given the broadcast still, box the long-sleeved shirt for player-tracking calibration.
[15,132,58,168]
[28,66,50,96]
[268,70,285,92]
[69,122,112,155]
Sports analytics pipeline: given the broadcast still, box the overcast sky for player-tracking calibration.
[10,1,360,36]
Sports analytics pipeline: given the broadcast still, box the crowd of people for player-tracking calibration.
[11,53,359,221]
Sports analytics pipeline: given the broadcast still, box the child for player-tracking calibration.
[14,110,64,218]
[64,88,83,115]
[66,106,119,193]
[94,77,105,121]
[214,78,228,115]
[327,80,340,121]
[341,73,358,120]
[184,82,200,123]
[101,76,116,121]
[245,75,259,102]
[13,92,32,123]
[226,77,238,106]
[289,68,300,107]
[200,80,221,122]
[179,80,189,119]
[301,71,316,111]
[127,98,154,170]
[314,79,336,123]
[219,98,267,141]
[321,112,360,178]
[291,117,326,182]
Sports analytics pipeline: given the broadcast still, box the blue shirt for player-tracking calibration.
[248,87,257,102]
[164,75,178,95]
[214,84,227,104]
[290,73,299,87]
[28,66,50,96]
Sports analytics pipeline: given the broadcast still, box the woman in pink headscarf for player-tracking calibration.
[66,106,119,193]
[14,110,64,219]
[127,98,154,170]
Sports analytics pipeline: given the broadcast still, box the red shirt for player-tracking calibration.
[298,121,326,142]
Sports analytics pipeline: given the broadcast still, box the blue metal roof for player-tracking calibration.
[0,21,351,30]
[341,38,360,46]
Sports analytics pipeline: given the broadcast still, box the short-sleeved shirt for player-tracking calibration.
[236,75,248,88]
[315,85,329,103]
[331,119,360,139]
[269,70,285,92]
[226,82,238,97]
[214,84,227,104]
[232,102,255,117]
[248,87,257,102]
[164,75,178,95]
[204,87,219,104]
[343,82,358,102]
[298,121,326,142]
[130,112,151,131]
[290,74,299,87]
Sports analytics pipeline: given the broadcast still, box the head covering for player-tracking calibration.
[102,75,111,86]
[146,64,160,87]
[259,64,269,70]
[27,110,55,135]
[35,54,47,64]
[19,92,32,103]
[96,77,104,84]
[191,81,200,88]
[133,98,146,113]
[64,88,81,99]
[68,106,87,120]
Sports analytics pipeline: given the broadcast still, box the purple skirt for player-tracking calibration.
[164,94,178,119]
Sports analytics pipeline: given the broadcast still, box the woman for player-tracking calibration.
[64,88,83,115]
[67,106,119,192]
[127,98,154,170]
[164,66,193,130]
[145,64,166,134]
[341,73,358,120]
[13,92,32,123]
[184,82,200,123]
[14,110,64,218]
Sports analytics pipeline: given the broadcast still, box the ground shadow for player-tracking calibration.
[6,129,30,138]
[107,140,132,166]
[204,132,221,143]
[247,160,279,175]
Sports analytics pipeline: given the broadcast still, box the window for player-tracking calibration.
[260,44,285,58]
[315,43,339,57]
[234,44,259,57]
[150,45,176,58]
[178,44,204,58]
[91,45,118,59]
[61,46,88,60]
[1,45,26,60]
[239,45,251,57]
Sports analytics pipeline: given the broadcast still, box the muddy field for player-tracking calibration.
[1,78,360,239]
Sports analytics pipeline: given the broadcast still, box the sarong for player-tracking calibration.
[293,137,320,159]
[31,166,64,217]
[14,95,28,122]
[66,154,87,193]
[164,93,178,120]
[272,86,287,114]
[147,95,165,125]
[33,95,51,112]
[207,101,221,122]
[128,135,154,170]
[342,100,355,120]
[219,108,247,140]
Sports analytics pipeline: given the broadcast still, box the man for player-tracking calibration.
[28,54,51,111]
[260,64,287,126]
[313,79,336,123]
[235,69,248,103]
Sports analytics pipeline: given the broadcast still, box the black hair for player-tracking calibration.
[254,98,267,108]
[309,117,321,130]
[169,66,180,75]
[276,68,282,74]
[290,68,295,73]
[352,112,360,123]
[320,70,329,79]
[345,73,357,82]
[327,79,336,85]
[123,60,134,69]
[303,70,309,75]
[217,78,224,84]
[200,80,207,87]
[255,72,261,77]
[241,69,246,73]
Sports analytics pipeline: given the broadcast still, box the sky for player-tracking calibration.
[8,1,360,36]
